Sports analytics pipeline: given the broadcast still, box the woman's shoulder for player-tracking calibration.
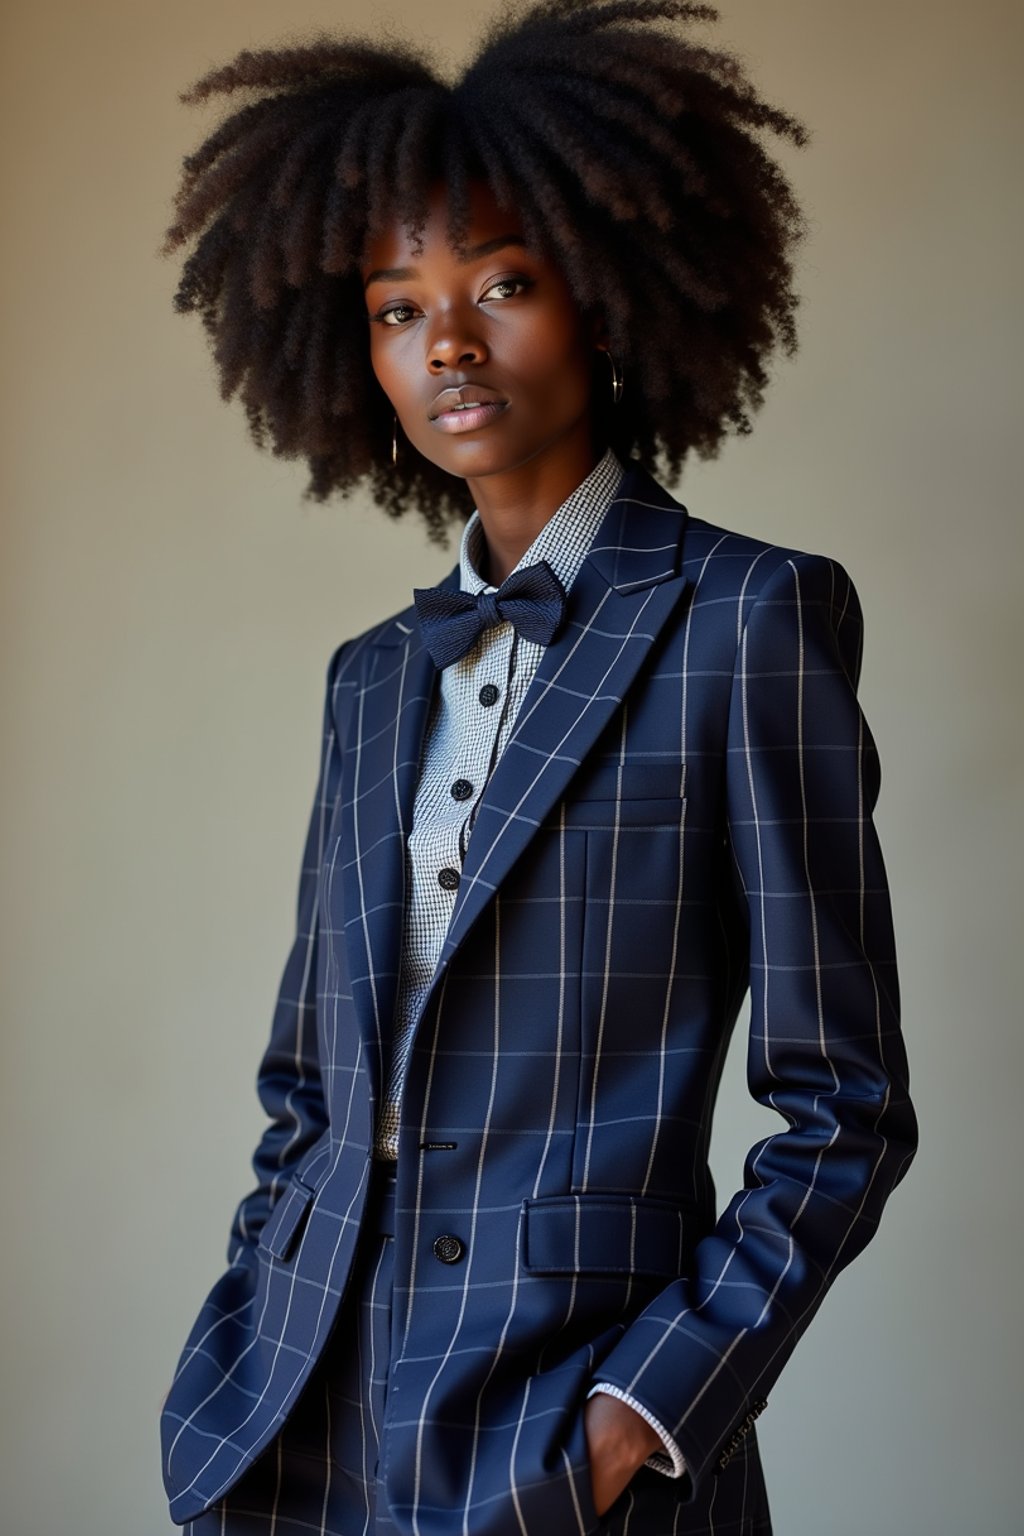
[681,508,858,616]
[322,576,453,683]
[632,462,854,610]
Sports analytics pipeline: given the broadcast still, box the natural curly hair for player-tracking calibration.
[163,0,808,545]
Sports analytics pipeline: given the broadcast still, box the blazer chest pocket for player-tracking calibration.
[560,760,687,829]
[520,1192,692,1279]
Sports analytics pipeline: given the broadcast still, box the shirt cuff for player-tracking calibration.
[587,1383,687,1478]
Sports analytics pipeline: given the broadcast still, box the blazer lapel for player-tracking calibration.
[335,599,445,1110]
[440,459,692,966]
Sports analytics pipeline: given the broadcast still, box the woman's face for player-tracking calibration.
[360,177,606,492]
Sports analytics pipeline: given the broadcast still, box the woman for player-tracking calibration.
[159,4,917,1533]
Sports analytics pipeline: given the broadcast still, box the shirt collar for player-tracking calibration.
[458,446,625,597]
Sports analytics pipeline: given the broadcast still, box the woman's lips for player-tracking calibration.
[430,400,509,434]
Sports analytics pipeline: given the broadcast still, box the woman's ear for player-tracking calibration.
[589,311,610,351]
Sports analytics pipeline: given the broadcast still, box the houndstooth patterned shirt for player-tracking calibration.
[373,443,686,1479]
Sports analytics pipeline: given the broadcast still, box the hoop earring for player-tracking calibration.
[391,413,399,466]
[600,348,624,405]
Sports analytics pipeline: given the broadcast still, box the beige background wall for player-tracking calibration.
[1,2,1020,1532]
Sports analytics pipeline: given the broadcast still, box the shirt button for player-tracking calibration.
[450,778,474,801]
[478,683,500,707]
[437,867,460,891]
[432,1233,465,1264]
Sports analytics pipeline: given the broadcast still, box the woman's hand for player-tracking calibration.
[583,1392,663,1517]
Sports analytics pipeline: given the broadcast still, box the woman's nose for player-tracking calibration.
[426,315,489,372]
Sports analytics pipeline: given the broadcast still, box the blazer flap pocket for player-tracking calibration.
[521,1193,691,1278]
[294,1133,333,1192]
[570,759,686,802]
[257,1178,316,1261]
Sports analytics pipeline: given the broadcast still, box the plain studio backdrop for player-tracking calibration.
[1,2,1020,1532]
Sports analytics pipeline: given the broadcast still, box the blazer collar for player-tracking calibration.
[376,456,687,649]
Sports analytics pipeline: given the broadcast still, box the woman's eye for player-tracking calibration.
[373,303,416,327]
[370,275,533,327]
[484,275,533,300]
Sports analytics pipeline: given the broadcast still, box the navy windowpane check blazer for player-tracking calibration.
[160,459,917,1536]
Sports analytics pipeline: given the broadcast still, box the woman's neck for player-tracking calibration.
[470,438,605,586]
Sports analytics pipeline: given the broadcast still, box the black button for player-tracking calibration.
[478,683,500,706]
[432,1233,465,1264]
[437,866,460,891]
[450,778,474,801]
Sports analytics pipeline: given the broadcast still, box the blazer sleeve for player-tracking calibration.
[224,639,348,1268]
[591,551,918,1498]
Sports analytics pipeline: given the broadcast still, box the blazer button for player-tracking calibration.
[432,1233,465,1264]
[437,867,460,891]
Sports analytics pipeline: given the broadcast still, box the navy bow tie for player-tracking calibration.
[413,560,567,669]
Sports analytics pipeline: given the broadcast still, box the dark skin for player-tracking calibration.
[360,177,666,1516]
[363,176,613,585]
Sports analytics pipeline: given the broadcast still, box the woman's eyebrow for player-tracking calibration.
[363,234,529,289]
